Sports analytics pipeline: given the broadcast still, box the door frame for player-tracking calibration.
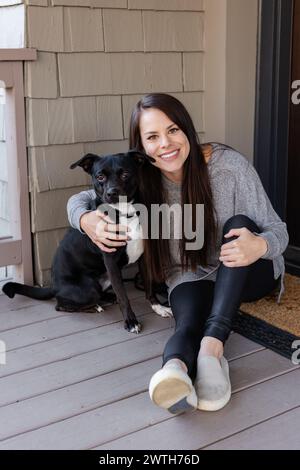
[253,0,298,275]
[0,49,36,285]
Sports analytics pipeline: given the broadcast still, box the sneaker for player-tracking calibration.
[195,355,231,411]
[149,362,197,414]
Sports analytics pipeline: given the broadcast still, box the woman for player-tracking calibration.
[67,93,289,415]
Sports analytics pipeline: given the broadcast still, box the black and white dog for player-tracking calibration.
[2,151,172,333]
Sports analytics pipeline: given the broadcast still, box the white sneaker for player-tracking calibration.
[149,362,197,414]
[195,355,231,411]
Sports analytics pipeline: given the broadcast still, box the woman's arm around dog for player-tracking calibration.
[67,190,130,253]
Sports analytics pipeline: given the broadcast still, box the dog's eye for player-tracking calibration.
[97,174,106,182]
[121,172,130,180]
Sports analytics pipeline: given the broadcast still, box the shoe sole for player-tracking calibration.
[149,369,197,414]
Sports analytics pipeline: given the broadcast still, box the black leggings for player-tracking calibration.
[163,214,280,381]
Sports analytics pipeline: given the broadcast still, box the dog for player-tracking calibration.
[2,151,172,333]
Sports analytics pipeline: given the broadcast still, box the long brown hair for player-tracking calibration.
[129,93,218,284]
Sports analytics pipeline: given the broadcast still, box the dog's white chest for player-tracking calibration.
[119,213,143,264]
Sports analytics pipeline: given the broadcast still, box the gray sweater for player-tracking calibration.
[67,144,289,304]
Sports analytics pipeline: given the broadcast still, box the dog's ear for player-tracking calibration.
[70,153,99,174]
[127,149,156,164]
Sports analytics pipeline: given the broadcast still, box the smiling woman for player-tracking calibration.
[129,93,218,285]
[139,108,191,183]
[66,92,289,416]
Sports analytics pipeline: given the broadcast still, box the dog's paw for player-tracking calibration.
[151,303,173,318]
[2,282,16,299]
[125,319,142,334]
[95,305,104,313]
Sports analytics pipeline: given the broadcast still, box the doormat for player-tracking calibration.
[233,273,300,359]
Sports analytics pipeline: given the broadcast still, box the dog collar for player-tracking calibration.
[108,200,136,217]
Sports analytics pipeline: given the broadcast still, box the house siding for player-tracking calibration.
[0,0,258,286]
[21,0,205,285]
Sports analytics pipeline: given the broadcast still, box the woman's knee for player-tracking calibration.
[223,214,260,236]
[170,281,214,315]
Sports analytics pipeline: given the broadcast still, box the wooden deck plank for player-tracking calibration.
[0,294,40,313]
[1,323,264,379]
[93,352,298,450]
[0,358,161,441]
[227,348,296,391]
[0,330,264,406]
[93,368,300,451]
[0,345,296,445]
[0,302,72,332]
[0,367,299,450]
[0,335,262,440]
[204,406,300,449]
[0,312,171,379]
[0,327,172,407]
[0,297,153,351]
[1,289,298,450]
[0,284,143,335]
[0,281,142,325]
[224,332,265,359]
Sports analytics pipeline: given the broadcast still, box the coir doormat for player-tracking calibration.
[233,273,300,360]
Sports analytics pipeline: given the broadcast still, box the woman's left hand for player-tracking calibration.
[219,227,268,267]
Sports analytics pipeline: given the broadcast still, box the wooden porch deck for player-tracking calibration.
[0,283,299,450]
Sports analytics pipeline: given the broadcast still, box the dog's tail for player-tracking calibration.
[2,282,55,300]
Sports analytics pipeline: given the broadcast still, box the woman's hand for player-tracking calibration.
[80,210,130,253]
[219,227,268,267]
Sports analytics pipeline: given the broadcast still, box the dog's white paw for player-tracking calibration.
[96,305,104,313]
[129,323,142,334]
[151,303,173,318]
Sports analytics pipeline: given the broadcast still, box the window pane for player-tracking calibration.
[0,265,13,283]
[0,87,10,239]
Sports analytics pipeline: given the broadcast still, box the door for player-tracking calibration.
[286,0,300,271]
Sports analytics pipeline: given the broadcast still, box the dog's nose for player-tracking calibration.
[107,187,119,197]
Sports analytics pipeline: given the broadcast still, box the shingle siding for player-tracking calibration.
[22,0,206,284]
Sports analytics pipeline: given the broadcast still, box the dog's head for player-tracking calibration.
[70,150,155,204]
